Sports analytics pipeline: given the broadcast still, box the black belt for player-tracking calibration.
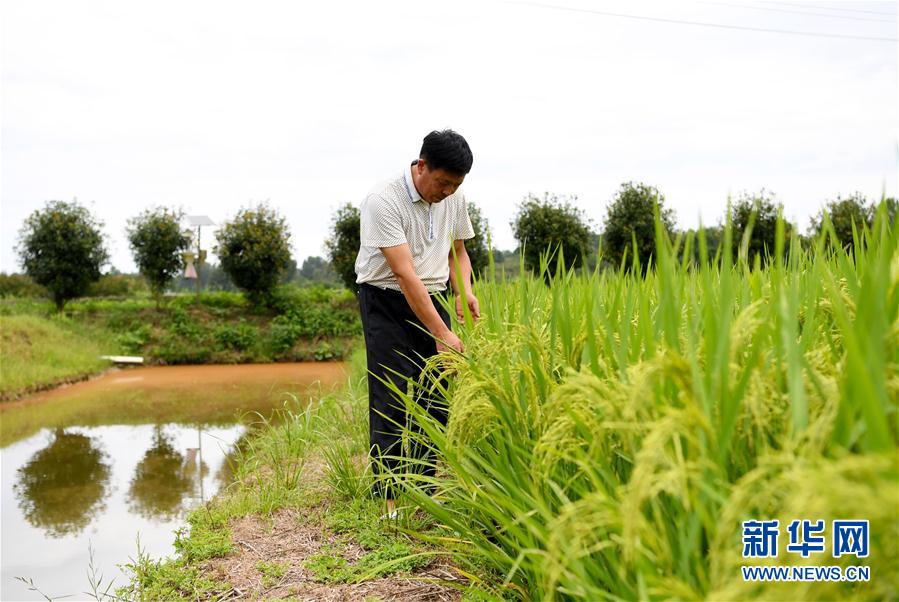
[360,282,445,297]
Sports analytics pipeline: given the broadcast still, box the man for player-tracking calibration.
[355,129,480,515]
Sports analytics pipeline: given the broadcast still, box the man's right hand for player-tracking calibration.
[436,329,464,354]
[379,243,465,355]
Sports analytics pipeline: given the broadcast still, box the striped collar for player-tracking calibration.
[403,160,424,203]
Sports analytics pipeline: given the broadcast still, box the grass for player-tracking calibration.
[256,560,288,587]
[304,538,428,584]
[0,313,120,398]
[117,540,233,601]
[116,501,237,600]
[0,285,361,399]
[118,348,450,598]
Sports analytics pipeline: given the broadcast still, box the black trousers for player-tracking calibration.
[358,283,450,498]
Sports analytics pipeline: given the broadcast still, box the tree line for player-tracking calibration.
[10,185,896,311]
[323,184,896,282]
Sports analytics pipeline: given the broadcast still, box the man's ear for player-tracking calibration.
[416,159,427,174]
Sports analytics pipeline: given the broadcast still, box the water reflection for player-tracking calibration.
[13,428,112,538]
[127,426,208,520]
[0,362,347,601]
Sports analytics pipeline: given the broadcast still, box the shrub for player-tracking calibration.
[116,323,152,354]
[167,307,208,341]
[86,273,147,297]
[167,291,245,311]
[0,273,47,298]
[268,315,303,355]
[155,335,214,364]
[313,341,336,361]
[213,321,259,352]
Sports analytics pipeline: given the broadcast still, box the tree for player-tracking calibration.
[127,427,201,519]
[325,203,361,293]
[16,200,109,312]
[602,182,675,272]
[214,204,292,306]
[279,258,299,284]
[464,201,491,278]
[511,193,591,279]
[730,190,792,266]
[886,197,898,224]
[14,428,112,537]
[298,255,338,285]
[808,193,874,250]
[127,207,191,308]
[677,225,723,266]
[202,262,237,292]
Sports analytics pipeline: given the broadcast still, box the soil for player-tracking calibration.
[196,456,464,601]
[203,508,464,601]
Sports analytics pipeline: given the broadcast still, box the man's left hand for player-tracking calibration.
[455,293,481,322]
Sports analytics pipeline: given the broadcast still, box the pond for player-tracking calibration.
[0,362,347,600]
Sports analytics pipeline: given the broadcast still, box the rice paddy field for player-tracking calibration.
[385,206,898,600]
[128,207,897,600]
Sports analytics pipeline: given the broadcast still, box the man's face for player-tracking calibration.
[415,160,465,204]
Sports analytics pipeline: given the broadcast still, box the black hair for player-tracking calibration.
[419,129,473,176]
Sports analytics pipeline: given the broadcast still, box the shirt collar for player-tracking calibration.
[404,160,424,203]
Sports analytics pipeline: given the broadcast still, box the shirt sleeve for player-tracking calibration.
[360,193,407,247]
[454,195,476,241]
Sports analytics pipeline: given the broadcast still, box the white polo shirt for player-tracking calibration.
[355,161,475,293]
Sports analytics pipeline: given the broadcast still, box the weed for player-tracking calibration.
[322,437,370,500]
[256,560,288,588]
[173,507,234,563]
[213,320,259,352]
[117,539,231,600]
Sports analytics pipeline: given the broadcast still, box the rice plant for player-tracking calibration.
[383,201,898,600]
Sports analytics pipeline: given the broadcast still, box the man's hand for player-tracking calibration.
[455,293,481,322]
[436,329,464,354]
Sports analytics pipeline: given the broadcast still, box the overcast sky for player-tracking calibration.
[2,0,897,273]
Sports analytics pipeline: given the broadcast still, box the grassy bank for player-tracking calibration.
[0,286,362,399]
[0,314,119,399]
[117,348,463,600]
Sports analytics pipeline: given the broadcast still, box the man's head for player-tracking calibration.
[413,129,473,204]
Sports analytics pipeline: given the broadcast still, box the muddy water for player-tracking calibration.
[0,362,346,600]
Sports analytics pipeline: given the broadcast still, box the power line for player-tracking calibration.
[761,2,897,16]
[702,1,895,23]
[508,1,898,42]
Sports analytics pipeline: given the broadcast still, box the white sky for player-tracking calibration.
[2,0,897,273]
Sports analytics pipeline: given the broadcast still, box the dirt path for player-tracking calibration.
[201,508,463,601]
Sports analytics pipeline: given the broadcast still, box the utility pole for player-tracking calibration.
[195,224,202,300]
